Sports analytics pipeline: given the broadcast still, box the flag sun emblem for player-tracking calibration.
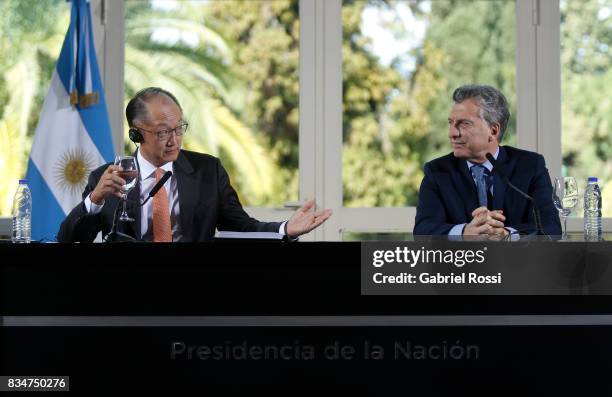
[54,148,95,195]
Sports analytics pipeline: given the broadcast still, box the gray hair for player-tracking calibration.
[452,85,510,142]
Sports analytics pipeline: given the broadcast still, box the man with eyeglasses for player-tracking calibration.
[58,87,332,242]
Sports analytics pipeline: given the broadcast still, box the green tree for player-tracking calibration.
[206,0,437,207]
[125,1,278,205]
[342,0,433,207]
[2,0,608,218]
[205,0,300,205]
[0,0,67,215]
[561,0,612,214]
[342,0,516,207]
[416,0,517,158]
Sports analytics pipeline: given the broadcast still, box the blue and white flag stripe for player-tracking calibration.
[26,0,115,241]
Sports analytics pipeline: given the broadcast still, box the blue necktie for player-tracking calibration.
[471,165,490,208]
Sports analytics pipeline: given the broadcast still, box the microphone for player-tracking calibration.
[486,153,546,236]
[143,170,172,206]
[105,170,173,243]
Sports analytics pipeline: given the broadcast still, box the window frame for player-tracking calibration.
[100,0,610,240]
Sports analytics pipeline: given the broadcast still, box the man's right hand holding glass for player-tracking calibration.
[89,165,126,205]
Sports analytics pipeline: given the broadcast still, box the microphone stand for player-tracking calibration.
[104,196,137,243]
[503,177,547,238]
[486,153,549,239]
[104,170,173,243]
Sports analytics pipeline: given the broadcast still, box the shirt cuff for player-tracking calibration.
[448,223,466,236]
[84,194,104,214]
[280,221,299,241]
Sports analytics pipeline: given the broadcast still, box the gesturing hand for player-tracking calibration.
[286,199,333,237]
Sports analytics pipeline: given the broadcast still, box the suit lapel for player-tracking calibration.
[450,156,478,220]
[493,146,510,211]
[131,150,143,239]
[174,151,196,242]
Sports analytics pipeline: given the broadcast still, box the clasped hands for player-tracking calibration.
[463,206,509,239]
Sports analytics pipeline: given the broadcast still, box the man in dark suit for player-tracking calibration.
[58,87,331,242]
[414,85,561,237]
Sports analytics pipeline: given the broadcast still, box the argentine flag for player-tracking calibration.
[26,0,115,241]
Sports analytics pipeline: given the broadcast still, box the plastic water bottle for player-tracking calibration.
[11,179,32,243]
[583,177,602,241]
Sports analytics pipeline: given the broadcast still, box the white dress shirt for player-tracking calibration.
[137,150,183,242]
[448,147,516,237]
[84,150,183,241]
[84,149,287,241]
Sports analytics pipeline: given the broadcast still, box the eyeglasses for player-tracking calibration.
[136,123,189,141]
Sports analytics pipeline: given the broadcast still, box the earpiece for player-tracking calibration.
[128,128,143,143]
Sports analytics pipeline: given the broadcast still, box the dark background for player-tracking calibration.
[3,242,612,315]
[2,242,612,393]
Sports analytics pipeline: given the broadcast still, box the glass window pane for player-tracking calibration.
[125,0,299,207]
[561,0,612,216]
[342,0,516,207]
[0,0,68,216]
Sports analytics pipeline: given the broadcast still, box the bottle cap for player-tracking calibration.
[588,177,598,182]
[18,179,28,184]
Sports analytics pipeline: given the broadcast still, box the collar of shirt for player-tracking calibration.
[466,146,499,173]
[137,149,173,181]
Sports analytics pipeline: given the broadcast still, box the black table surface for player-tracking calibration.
[2,241,612,315]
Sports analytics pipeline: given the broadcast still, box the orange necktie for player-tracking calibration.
[152,168,172,242]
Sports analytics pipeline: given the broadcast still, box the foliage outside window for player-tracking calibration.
[125,0,299,207]
[0,0,302,214]
[1,0,610,221]
[0,0,67,216]
[342,0,517,207]
[561,0,612,216]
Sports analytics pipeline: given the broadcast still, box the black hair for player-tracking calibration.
[125,87,183,127]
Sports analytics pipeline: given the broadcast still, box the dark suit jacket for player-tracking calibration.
[57,150,282,242]
[413,146,562,235]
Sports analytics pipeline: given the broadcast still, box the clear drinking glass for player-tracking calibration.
[114,155,139,222]
[553,177,579,239]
